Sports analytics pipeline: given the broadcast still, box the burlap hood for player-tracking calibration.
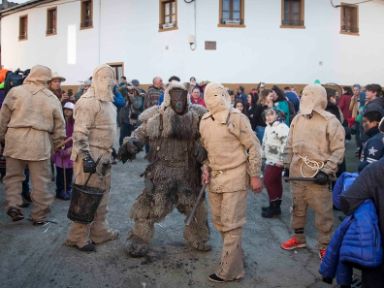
[23,65,52,93]
[204,82,231,116]
[300,84,328,115]
[88,64,115,102]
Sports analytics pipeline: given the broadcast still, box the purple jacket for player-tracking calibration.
[52,117,74,169]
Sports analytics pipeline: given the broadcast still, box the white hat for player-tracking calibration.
[51,72,66,82]
[63,102,75,110]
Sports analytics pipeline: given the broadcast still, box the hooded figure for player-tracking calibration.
[65,64,119,252]
[0,65,66,224]
[118,82,210,257]
[199,83,262,282]
[281,84,345,259]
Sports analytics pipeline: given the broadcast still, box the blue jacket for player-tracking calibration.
[320,200,383,286]
[113,85,126,108]
[333,172,358,209]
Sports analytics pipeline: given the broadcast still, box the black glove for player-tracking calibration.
[83,153,97,174]
[314,171,329,185]
[283,168,290,181]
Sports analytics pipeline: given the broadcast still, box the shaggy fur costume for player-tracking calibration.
[123,83,210,256]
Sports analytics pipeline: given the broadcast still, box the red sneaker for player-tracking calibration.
[280,236,306,250]
[319,248,327,261]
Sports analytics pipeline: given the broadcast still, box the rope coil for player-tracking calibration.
[298,155,325,178]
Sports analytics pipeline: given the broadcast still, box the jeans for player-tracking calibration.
[256,126,266,144]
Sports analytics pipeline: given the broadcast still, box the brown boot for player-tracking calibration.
[125,234,149,258]
[7,208,24,222]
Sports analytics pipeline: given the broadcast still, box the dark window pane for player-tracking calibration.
[222,11,230,21]
[223,0,230,11]
[233,0,240,11]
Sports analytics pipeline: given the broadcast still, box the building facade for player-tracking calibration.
[1,0,384,86]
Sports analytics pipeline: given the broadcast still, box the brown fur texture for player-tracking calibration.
[126,103,209,254]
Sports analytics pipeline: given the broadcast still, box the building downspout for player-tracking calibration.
[98,0,101,64]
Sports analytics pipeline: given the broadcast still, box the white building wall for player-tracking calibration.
[1,0,384,85]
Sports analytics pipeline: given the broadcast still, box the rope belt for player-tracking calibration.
[298,155,325,178]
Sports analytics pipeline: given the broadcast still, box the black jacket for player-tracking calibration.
[358,128,384,172]
[364,97,384,116]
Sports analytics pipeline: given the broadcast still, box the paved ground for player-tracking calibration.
[0,141,358,288]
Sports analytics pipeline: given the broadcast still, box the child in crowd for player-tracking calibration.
[358,111,384,172]
[52,102,75,200]
[261,108,289,218]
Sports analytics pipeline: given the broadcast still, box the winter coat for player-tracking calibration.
[0,65,66,161]
[262,121,289,166]
[326,102,343,123]
[320,200,383,286]
[247,105,257,130]
[285,91,300,113]
[358,128,384,172]
[52,117,74,169]
[284,87,345,177]
[364,97,384,116]
[113,85,125,108]
[254,104,269,127]
[190,97,206,107]
[338,94,352,122]
[332,172,358,209]
[341,157,384,244]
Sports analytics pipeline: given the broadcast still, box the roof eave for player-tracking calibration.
[0,0,57,17]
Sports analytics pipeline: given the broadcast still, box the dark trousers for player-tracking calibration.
[55,167,73,195]
[119,123,133,146]
[21,168,30,198]
[264,164,283,202]
[361,263,384,288]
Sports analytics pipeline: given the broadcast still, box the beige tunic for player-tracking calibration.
[71,88,117,163]
[0,83,65,161]
[200,108,262,193]
[284,111,345,177]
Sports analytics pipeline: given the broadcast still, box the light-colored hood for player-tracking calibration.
[90,64,115,102]
[204,82,231,116]
[300,84,327,115]
[24,65,52,91]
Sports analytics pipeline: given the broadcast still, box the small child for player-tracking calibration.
[358,111,384,172]
[53,102,75,200]
[261,108,290,218]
